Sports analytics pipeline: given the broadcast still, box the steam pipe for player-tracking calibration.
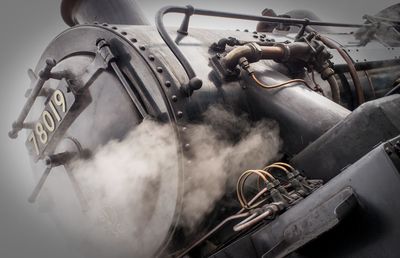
[316,34,365,105]
[327,74,341,103]
[222,43,285,70]
[61,0,149,26]
[222,42,314,70]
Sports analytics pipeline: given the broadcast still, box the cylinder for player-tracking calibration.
[61,0,149,26]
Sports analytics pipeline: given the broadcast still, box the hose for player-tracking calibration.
[316,35,365,105]
[236,169,274,209]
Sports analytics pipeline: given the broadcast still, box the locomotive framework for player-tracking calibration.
[8,0,400,257]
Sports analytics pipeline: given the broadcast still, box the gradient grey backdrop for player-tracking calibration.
[0,0,398,257]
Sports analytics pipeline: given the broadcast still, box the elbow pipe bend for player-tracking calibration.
[222,42,314,70]
[222,43,286,70]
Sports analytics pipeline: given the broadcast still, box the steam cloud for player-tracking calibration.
[63,105,282,257]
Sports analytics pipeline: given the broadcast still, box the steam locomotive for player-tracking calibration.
[8,0,400,257]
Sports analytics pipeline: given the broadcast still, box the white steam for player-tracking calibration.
[180,106,282,229]
[66,105,282,257]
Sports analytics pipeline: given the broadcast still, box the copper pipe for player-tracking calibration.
[237,187,269,214]
[317,35,365,105]
[233,208,273,231]
[222,43,285,70]
[251,73,315,91]
[233,202,283,232]
[222,41,315,70]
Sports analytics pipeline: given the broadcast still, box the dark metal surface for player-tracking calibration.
[154,26,351,155]
[335,65,400,109]
[292,95,400,181]
[211,138,400,258]
[342,47,400,64]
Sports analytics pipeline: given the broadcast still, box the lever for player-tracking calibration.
[28,151,75,203]
[28,166,53,203]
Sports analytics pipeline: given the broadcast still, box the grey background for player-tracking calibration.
[0,0,397,257]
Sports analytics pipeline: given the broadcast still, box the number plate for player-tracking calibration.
[26,82,76,160]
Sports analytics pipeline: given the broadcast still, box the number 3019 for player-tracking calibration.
[28,89,67,155]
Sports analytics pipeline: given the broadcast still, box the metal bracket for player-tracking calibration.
[9,59,57,139]
[95,39,149,119]
[68,38,116,93]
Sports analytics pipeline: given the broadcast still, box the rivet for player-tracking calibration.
[130,38,137,43]
[149,55,155,61]
[112,26,118,30]
[157,67,163,73]
[177,111,183,118]
[102,23,108,26]
[93,21,99,25]
[121,31,127,36]
[165,81,171,87]
[253,31,258,34]
[244,29,249,32]
[171,95,178,102]
[182,126,187,132]
[139,45,146,51]
[253,35,259,39]
[184,143,190,149]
